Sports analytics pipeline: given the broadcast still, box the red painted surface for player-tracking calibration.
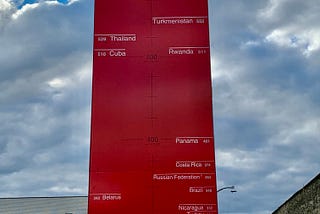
[88,0,218,213]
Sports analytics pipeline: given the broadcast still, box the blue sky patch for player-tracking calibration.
[57,0,69,4]
[18,0,69,9]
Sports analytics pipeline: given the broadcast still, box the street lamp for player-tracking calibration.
[217,185,237,193]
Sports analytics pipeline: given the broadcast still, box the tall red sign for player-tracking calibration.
[88,0,218,213]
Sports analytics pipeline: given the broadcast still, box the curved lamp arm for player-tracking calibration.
[217,186,236,193]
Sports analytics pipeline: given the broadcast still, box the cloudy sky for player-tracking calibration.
[0,0,319,213]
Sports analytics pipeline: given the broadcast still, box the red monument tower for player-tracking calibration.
[88,1,218,213]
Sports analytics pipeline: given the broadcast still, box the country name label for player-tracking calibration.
[152,16,208,25]
[95,34,137,42]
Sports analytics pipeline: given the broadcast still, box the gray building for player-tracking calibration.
[0,196,87,214]
[273,173,320,214]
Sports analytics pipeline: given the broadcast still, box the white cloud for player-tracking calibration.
[272,119,320,146]
[257,0,320,56]
[47,78,69,88]
[1,0,82,23]
[0,0,12,10]
[0,163,89,196]
[0,0,15,28]
[12,2,39,19]
[47,186,86,195]
[259,0,287,19]
[265,28,320,57]
[216,149,262,171]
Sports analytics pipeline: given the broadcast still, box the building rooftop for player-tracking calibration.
[0,196,88,214]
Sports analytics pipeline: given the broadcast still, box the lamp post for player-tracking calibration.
[217,185,237,193]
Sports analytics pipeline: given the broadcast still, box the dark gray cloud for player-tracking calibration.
[0,0,93,196]
[211,0,320,213]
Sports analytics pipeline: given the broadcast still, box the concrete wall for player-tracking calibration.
[273,173,320,214]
